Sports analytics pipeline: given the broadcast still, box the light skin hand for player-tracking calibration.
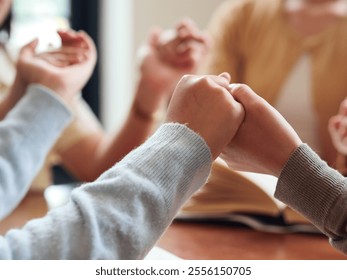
[155,18,210,70]
[37,45,87,67]
[134,18,210,117]
[329,98,347,156]
[15,30,96,103]
[220,84,302,177]
[165,73,244,160]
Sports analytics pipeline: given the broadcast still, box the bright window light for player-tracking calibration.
[11,0,70,50]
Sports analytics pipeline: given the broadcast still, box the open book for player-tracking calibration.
[177,160,320,234]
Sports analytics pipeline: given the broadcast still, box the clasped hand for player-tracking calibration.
[166,74,303,177]
[15,30,97,103]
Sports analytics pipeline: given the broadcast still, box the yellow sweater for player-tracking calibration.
[200,0,347,167]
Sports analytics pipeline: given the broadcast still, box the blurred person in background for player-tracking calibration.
[0,30,95,219]
[199,0,347,174]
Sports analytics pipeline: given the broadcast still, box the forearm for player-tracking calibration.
[0,84,71,219]
[0,124,212,259]
[61,108,159,182]
[61,78,165,182]
[132,75,168,117]
[92,108,159,177]
[275,144,347,254]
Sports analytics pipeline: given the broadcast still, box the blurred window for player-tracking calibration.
[11,0,70,49]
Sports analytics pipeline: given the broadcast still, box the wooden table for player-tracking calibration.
[1,191,347,260]
[158,221,347,260]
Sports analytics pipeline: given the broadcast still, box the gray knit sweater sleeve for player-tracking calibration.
[0,123,212,259]
[275,144,347,254]
[0,84,72,220]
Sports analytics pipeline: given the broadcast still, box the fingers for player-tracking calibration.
[57,30,92,63]
[36,55,71,67]
[58,29,97,57]
[37,50,87,67]
[178,73,233,98]
[191,73,232,93]
[219,72,231,83]
[78,30,97,51]
[338,98,347,116]
[329,116,347,138]
[58,30,87,49]
[157,37,207,68]
[329,115,347,155]
[19,38,39,59]
[328,99,347,155]
[228,83,256,104]
[329,115,341,131]
[57,29,97,71]
[175,18,211,57]
[46,46,87,55]
[154,18,209,69]
[167,74,245,159]
[77,31,98,67]
[212,73,232,92]
[176,18,208,43]
[148,27,162,47]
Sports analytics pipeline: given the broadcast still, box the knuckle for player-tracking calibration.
[196,76,213,87]
[231,83,250,95]
[180,74,194,83]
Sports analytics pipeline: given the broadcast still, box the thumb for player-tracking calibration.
[219,72,231,83]
[229,83,260,106]
[148,27,162,47]
[20,38,39,58]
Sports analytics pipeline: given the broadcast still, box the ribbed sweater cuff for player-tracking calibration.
[6,84,72,138]
[275,144,346,230]
[120,123,212,218]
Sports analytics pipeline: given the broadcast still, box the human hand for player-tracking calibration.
[15,30,97,103]
[329,98,347,155]
[137,18,209,98]
[37,30,90,67]
[220,84,302,177]
[165,73,244,159]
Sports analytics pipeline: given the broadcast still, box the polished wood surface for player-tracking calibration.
[1,191,347,260]
[158,221,347,260]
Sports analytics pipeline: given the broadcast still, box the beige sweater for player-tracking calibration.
[201,0,347,167]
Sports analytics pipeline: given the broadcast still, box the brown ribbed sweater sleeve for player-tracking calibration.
[275,144,347,254]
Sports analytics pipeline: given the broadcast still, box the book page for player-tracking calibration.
[238,171,286,209]
[179,160,315,231]
[180,161,282,218]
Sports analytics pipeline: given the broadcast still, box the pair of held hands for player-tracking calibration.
[14,30,96,104]
[166,74,302,177]
[175,77,347,177]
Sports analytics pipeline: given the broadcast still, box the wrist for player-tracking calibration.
[11,75,27,98]
[131,99,160,122]
[138,74,168,96]
[37,77,74,104]
[133,78,166,120]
